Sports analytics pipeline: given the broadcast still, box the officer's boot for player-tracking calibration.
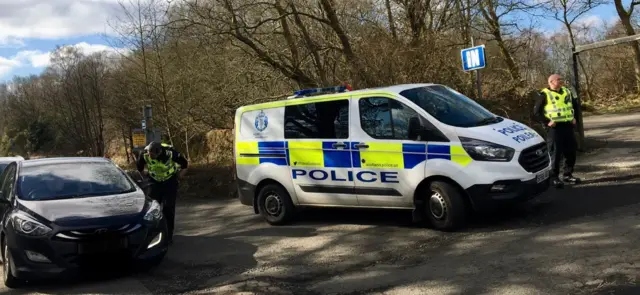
[551,177,564,189]
[562,174,581,184]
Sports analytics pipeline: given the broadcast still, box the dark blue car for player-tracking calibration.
[0,157,168,288]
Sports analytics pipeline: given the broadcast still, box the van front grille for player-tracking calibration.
[518,142,550,173]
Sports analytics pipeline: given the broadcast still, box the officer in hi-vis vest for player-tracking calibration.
[137,141,189,244]
[533,74,581,188]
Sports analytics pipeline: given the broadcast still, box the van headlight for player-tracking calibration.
[144,200,163,222]
[10,212,52,237]
[460,137,515,162]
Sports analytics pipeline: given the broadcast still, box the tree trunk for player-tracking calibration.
[479,0,522,87]
[385,0,398,40]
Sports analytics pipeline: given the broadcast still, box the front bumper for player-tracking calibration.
[5,219,168,280]
[236,179,255,207]
[465,174,551,211]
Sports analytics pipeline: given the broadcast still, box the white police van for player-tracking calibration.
[233,83,551,230]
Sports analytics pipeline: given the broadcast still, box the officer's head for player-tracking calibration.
[548,74,563,90]
[147,141,163,159]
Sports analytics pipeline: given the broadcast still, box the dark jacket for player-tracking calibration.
[532,87,578,127]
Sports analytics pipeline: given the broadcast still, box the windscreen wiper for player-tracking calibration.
[475,116,499,126]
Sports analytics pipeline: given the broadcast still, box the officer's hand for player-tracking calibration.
[547,121,556,127]
[572,118,576,125]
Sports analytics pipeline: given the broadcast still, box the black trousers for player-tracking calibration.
[148,177,178,241]
[546,123,577,178]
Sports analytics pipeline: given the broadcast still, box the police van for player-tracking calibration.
[233,83,551,230]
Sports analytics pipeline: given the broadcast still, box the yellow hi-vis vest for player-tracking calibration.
[542,87,574,123]
[143,143,179,182]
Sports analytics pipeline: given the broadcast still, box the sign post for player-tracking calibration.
[132,105,162,156]
[143,105,153,146]
[132,128,146,149]
[461,39,486,100]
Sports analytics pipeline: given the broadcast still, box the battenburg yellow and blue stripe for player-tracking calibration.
[236,141,472,168]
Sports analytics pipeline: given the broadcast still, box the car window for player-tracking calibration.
[359,97,419,140]
[17,162,136,201]
[284,99,349,139]
[0,163,7,175]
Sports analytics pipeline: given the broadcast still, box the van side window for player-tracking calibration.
[284,99,349,139]
[359,97,419,140]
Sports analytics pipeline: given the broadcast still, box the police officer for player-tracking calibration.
[137,141,188,244]
[533,74,581,188]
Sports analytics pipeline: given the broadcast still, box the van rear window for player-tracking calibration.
[284,99,349,139]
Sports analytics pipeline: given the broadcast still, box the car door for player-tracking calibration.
[284,98,358,206]
[350,95,428,208]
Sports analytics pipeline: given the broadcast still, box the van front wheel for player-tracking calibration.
[424,181,466,231]
[257,184,295,225]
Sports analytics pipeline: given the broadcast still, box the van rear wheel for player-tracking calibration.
[257,184,295,225]
[424,181,466,231]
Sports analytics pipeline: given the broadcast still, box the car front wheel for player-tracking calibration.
[3,238,22,288]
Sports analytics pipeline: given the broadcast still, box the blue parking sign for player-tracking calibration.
[461,45,486,71]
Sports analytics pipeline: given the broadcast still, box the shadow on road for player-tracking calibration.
[133,234,258,294]
[594,140,640,149]
[0,264,143,295]
[251,181,640,234]
[583,118,640,130]
[136,227,317,294]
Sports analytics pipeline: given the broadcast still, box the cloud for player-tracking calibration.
[0,57,21,78]
[0,42,128,79]
[0,36,25,48]
[0,0,124,47]
[574,15,605,28]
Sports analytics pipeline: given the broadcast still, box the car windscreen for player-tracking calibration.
[400,85,503,127]
[17,162,136,201]
[0,163,7,174]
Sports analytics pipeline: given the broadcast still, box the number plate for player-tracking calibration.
[78,237,128,254]
[536,168,550,183]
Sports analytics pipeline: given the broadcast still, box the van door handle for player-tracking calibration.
[354,143,369,149]
[332,142,347,148]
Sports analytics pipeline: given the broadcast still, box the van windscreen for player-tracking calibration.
[400,85,502,128]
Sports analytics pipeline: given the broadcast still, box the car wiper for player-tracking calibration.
[475,117,499,126]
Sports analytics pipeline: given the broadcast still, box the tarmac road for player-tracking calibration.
[2,112,640,295]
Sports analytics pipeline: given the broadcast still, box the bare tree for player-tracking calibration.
[476,0,540,88]
[613,0,640,93]
[540,0,604,100]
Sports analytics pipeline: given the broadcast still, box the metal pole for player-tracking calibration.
[571,49,585,151]
[471,37,482,100]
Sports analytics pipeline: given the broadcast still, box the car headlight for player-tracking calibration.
[10,212,52,237]
[144,200,163,222]
[460,137,515,162]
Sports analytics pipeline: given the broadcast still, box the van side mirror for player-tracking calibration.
[408,117,422,140]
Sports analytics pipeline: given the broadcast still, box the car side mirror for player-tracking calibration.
[408,117,422,140]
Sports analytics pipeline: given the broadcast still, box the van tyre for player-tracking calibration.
[3,238,22,288]
[424,181,466,231]
[257,184,295,225]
